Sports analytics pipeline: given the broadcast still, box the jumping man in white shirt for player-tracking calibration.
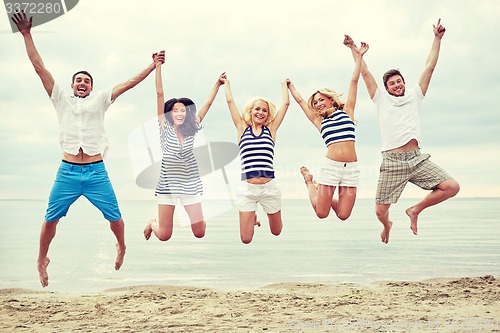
[344,19,460,244]
[12,10,165,287]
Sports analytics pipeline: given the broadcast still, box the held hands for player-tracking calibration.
[357,42,369,56]
[152,50,165,66]
[433,18,446,38]
[343,34,356,48]
[11,10,32,35]
[217,72,227,86]
[344,35,368,57]
[221,73,229,85]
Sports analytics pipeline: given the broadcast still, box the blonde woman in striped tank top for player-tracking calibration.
[223,74,290,244]
[287,38,369,221]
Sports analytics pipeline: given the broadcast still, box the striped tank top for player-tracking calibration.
[155,119,203,196]
[239,126,275,181]
[320,110,356,147]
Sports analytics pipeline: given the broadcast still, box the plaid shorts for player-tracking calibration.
[376,149,451,204]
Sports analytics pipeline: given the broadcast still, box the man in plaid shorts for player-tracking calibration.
[345,19,460,243]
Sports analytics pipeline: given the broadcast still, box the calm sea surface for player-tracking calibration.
[0,197,499,293]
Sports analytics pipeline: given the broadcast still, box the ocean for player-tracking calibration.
[0,197,499,294]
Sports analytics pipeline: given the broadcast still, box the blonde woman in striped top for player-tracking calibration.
[224,75,290,244]
[286,38,368,222]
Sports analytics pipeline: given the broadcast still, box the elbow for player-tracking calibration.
[294,96,304,104]
[33,62,45,76]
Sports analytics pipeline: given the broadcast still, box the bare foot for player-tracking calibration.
[380,221,393,244]
[115,243,126,270]
[37,257,50,288]
[300,166,313,183]
[405,207,419,235]
[144,219,154,240]
[254,213,261,227]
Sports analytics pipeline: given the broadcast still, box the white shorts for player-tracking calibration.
[157,193,202,206]
[237,179,281,214]
[317,157,359,187]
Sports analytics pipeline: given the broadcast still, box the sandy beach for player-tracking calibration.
[1,275,498,332]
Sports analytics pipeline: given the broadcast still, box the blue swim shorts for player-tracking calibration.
[44,160,122,222]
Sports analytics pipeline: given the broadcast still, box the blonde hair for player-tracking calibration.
[241,97,276,126]
[307,88,345,118]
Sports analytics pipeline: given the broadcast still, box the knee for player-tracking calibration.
[240,235,253,244]
[375,206,388,220]
[447,180,460,197]
[316,209,329,219]
[193,229,205,239]
[270,225,282,236]
[157,231,172,242]
[336,211,351,221]
[191,221,206,239]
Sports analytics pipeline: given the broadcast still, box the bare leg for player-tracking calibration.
[239,211,259,244]
[184,203,206,238]
[38,220,58,288]
[300,166,334,219]
[109,218,126,270]
[300,166,318,211]
[330,198,338,214]
[145,204,175,241]
[267,210,283,236]
[376,204,393,244]
[405,179,460,235]
[316,184,336,219]
[335,186,357,221]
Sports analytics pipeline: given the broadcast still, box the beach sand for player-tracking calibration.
[1,275,498,332]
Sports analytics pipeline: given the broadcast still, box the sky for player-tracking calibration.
[1,0,499,201]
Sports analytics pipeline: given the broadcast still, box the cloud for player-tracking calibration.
[1,0,499,200]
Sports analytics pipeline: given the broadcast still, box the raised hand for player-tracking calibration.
[433,18,446,38]
[221,73,229,84]
[343,34,356,48]
[11,10,32,35]
[156,50,165,64]
[218,72,227,85]
[358,42,369,56]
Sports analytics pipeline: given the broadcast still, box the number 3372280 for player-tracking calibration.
[6,2,63,14]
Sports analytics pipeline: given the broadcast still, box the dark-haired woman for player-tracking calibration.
[144,53,225,241]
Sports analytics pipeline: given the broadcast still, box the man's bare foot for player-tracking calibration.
[115,243,126,270]
[300,166,313,183]
[380,221,393,244]
[37,257,50,288]
[144,219,154,240]
[405,207,419,235]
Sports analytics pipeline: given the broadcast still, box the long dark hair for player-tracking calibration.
[164,97,201,137]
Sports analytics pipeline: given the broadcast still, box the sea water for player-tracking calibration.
[0,197,499,293]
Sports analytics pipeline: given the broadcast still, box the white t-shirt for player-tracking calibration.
[50,83,113,156]
[372,85,424,151]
